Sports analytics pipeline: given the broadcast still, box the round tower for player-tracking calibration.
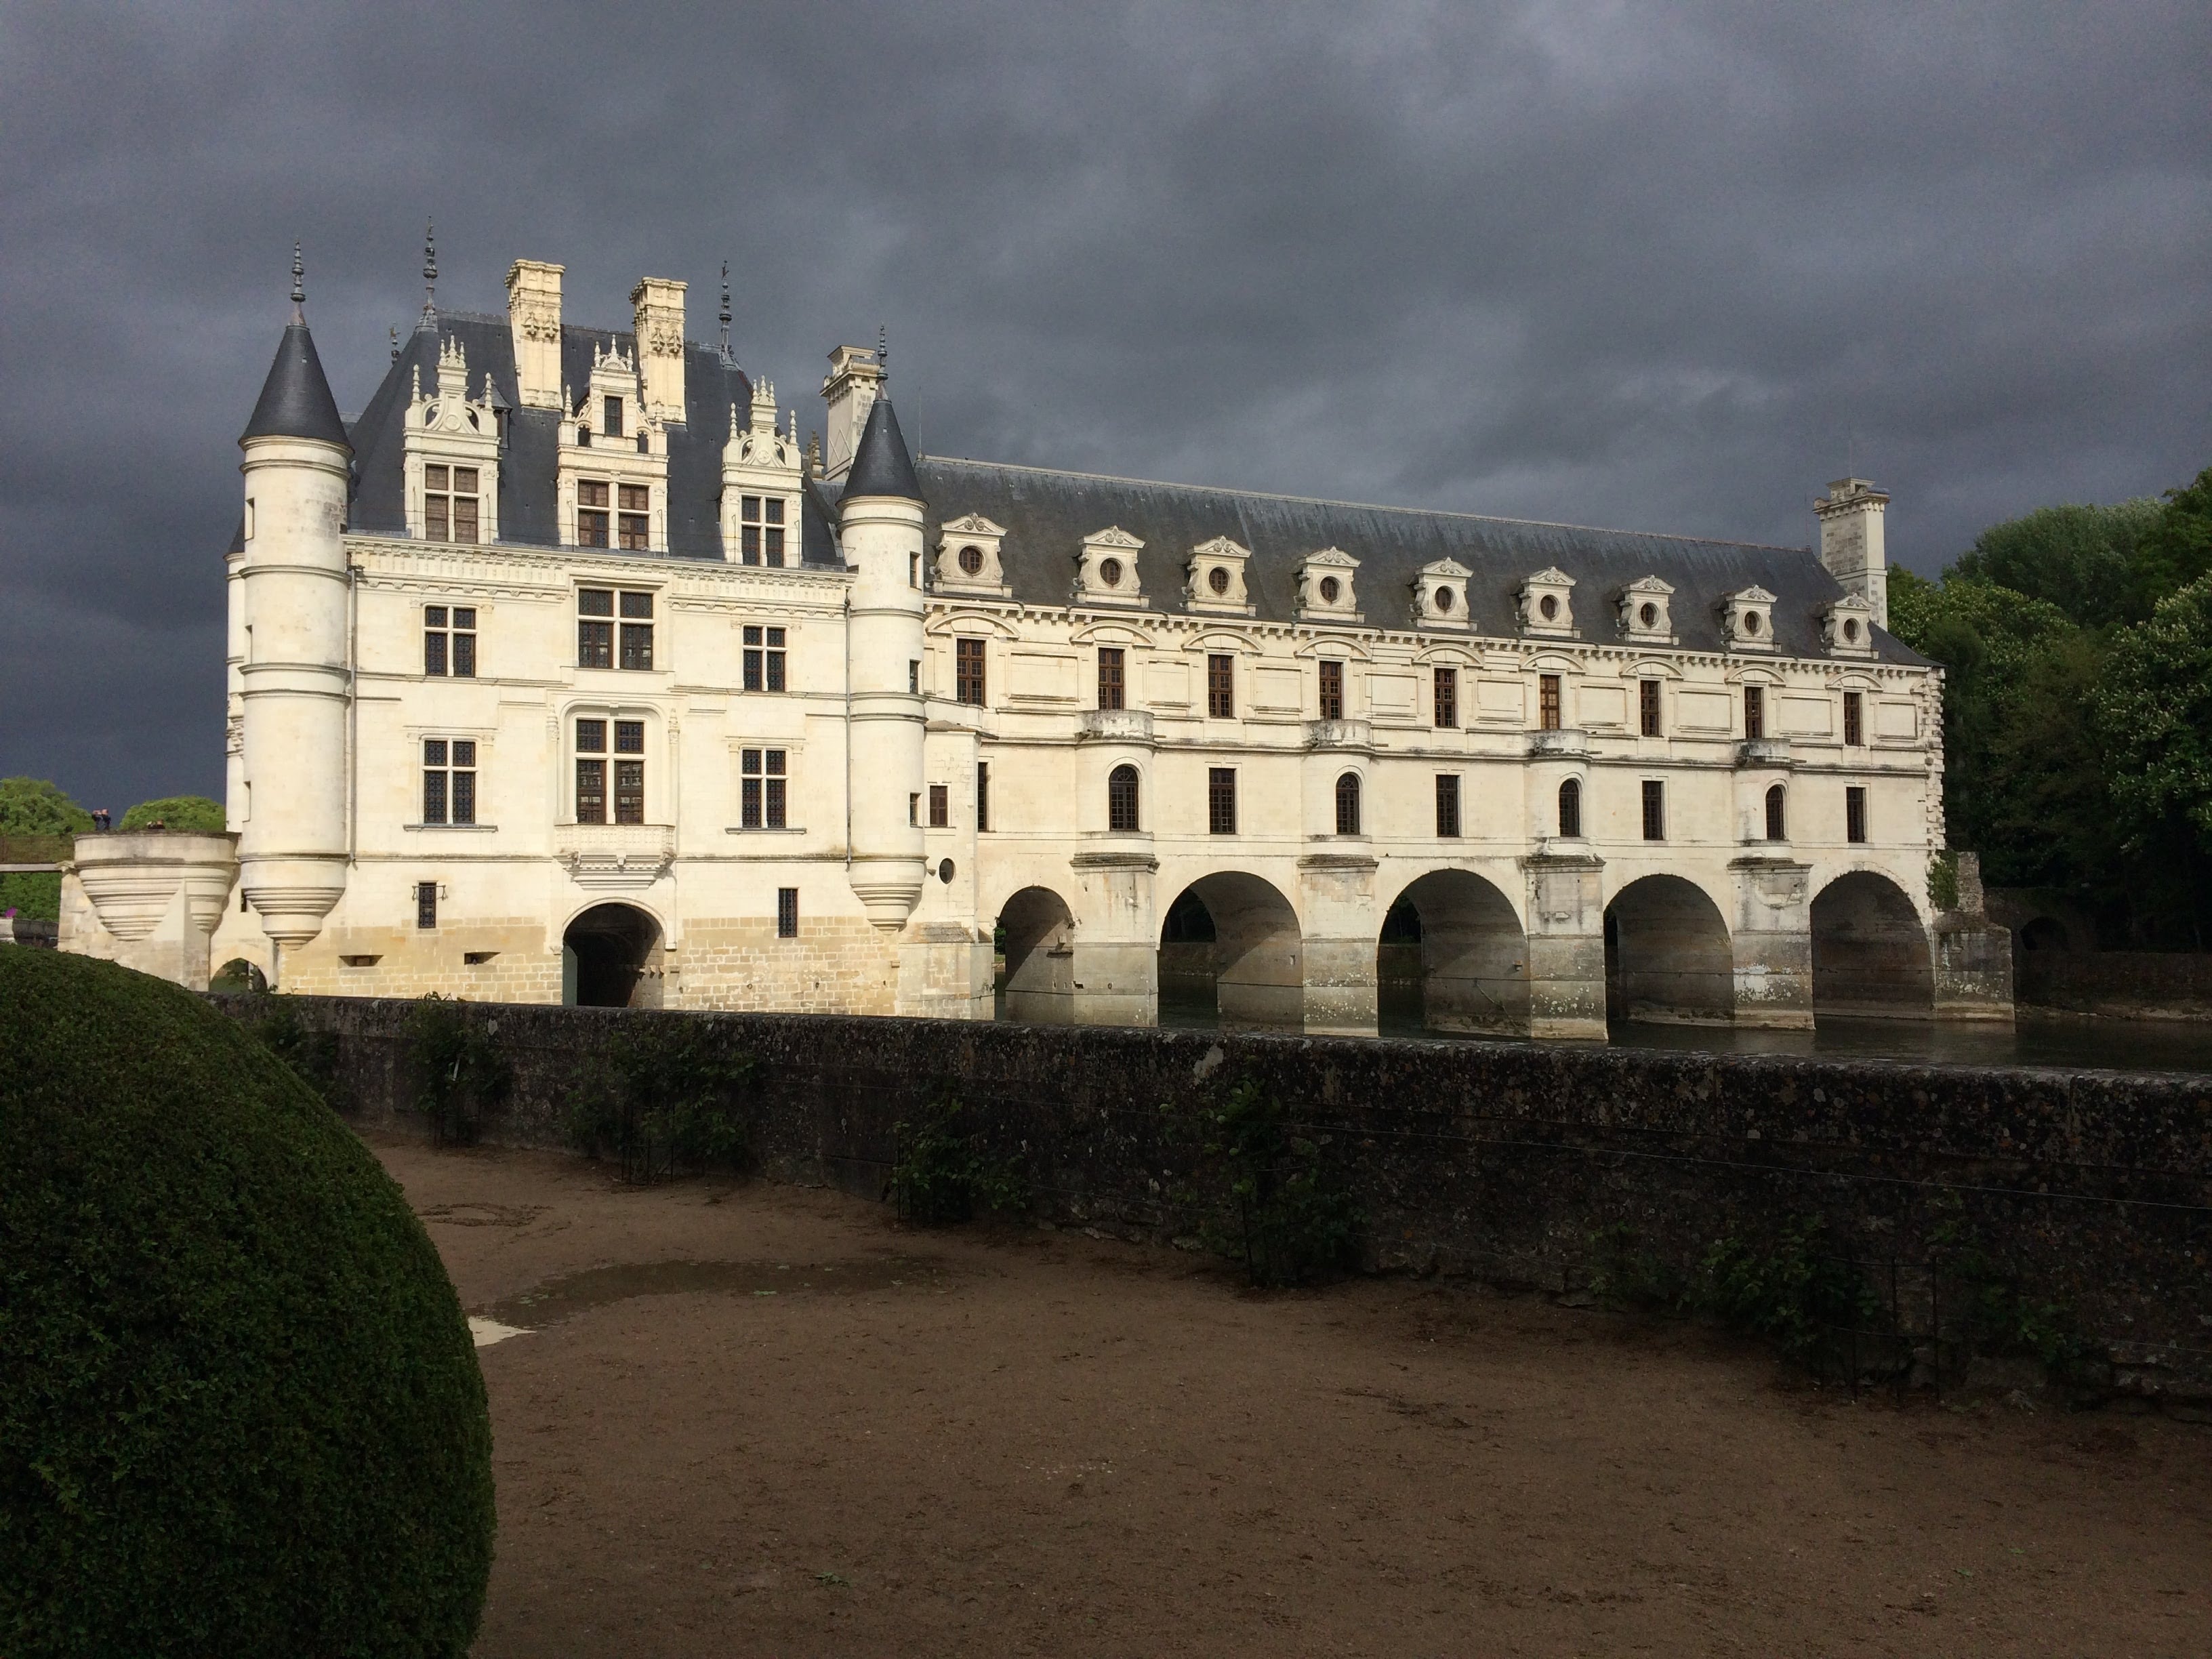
[839,390,927,929]
[234,252,354,972]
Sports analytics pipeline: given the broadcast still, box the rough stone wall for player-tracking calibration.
[674,917,897,1013]
[2019,952,2212,1022]
[217,995,2212,1397]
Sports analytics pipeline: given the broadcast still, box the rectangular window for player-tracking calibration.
[1843,691,1863,747]
[1436,774,1461,838]
[929,783,949,828]
[739,495,787,568]
[577,480,611,547]
[578,588,614,667]
[1097,647,1125,711]
[1641,779,1665,842]
[415,880,438,930]
[777,886,799,939]
[1744,684,1765,740]
[618,483,650,551]
[618,590,654,670]
[977,762,990,832]
[1539,674,1563,731]
[1433,666,1458,729]
[1847,785,1868,844]
[909,660,920,695]
[422,464,481,544]
[742,625,787,693]
[740,748,787,829]
[1207,653,1234,719]
[956,637,986,706]
[603,396,623,438]
[615,759,644,825]
[1208,767,1237,836]
[422,605,476,678]
[909,793,919,826]
[1318,659,1344,721]
[1640,678,1662,737]
[419,738,476,825]
[575,718,607,823]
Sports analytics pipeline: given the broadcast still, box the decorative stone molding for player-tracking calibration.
[1617,575,1676,644]
[1304,718,1374,752]
[1075,527,1148,607]
[720,377,802,567]
[1412,558,1471,631]
[1719,586,1778,652]
[556,822,676,890]
[1078,708,1154,743]
[937,514,1012,596]
[1528,727,1590,758]
[1185,535,1255,615]
[1518,568,1578,638]
[1296,548,1361,623]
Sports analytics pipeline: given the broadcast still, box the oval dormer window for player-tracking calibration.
[958,545,984,575]
[1099,558,1123,588]
[1319,576,1340,604]
[1639,601,1658,628]
[1843,617,1860,642]
[1539,594,1559,621]
[1208,565,1230,595]
[1744,611,1761,636]
[1435,587,1454,613]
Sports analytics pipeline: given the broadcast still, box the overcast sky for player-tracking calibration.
[3,1,2206,811]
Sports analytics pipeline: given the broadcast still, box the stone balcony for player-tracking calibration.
[1736,738,1795,768]
[555,822,676,890]
[1078,708,1154,743]
[1304,718,1374,752]
[1527,727,1590,758]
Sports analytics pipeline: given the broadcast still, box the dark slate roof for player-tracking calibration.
[907,457,1926,664]
[340,312,843,569]
[842,396,922,501]
[241,316,350,449]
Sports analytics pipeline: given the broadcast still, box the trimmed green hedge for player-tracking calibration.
[0,951,493,1657]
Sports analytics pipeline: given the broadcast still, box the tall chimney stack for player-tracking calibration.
[506,260,565,409]
[631,277,688,423]
[819,343,884,483]
[1814,476,1891,630]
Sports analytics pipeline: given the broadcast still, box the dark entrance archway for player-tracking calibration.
[1811,872,1933,1019]
[1157,872,1303,1031]
[1380,871,1528,1035]
[1605,875,1734,1024]
[562,903,665,1008]
[996,886,1077,1024]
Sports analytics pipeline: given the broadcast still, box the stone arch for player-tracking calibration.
[1811,870,1933,1019]
[996,885,1078,1024]
[1157,870,1304,1031]
[1379,869,1528,1035]
[562,901,665,1008]
[1604,874,1734,1024]
[211,957,268,994]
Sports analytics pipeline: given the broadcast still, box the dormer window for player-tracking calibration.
[739,495,786,567]
[1187,536,1253,615]
[578,481,611,546]
[1077,527,1147,607]
[934,514,1010,594]
[1720,586,1778,652]
[1822,596,1877,657]
[1100,558,1125,588]
[1518,569,1577,637]
[960,545,984,575]
[1296,548,1361,622]
[1618,576,1675,643]
[604,396,623,438]
[1412,558,1471,630]
[1208,567,1229,594]
[619,485,649,550]
[424,466,479,544]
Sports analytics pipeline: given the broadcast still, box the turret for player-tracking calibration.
[1815,476,1890,630]
[234,247,353,976]
[838,375,927,930]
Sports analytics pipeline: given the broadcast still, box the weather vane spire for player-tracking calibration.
[718,260,732,361]
[290,240,305,308]
[421,218,438,327]
[878,323,888,382]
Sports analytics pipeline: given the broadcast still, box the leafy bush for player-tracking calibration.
[0,777,91,924]
[1929,1204,2102,1389]
[405,994,512,1147]
[119,795,226,834]
[1691,1216,1879,1366]
[240,994,343,1106]
[0,947,493,1657]
[1926,850,1961,912]
[564,1015,752,1181]
[1170,1078,1361,1287]
[1585,1223,1680,1311]
[890,1097,1029,1224]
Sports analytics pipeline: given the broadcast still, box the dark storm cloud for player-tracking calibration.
[2,1,2206,806]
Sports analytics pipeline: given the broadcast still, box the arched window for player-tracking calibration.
[1765,783,1786,842]
[1557,777,1582,838]
[1107,764,1141,832]
[1335,771,1362,836]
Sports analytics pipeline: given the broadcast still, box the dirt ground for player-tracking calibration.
[371,1134,2212,1658]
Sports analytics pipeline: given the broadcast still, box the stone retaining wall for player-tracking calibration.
[215,994,2212,1400]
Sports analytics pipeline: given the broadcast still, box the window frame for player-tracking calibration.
[955,637,987,706]
[1744,684,1765,741]
[1097,646,1126,712]
[422,463,481,545]
[928,782,950,829]
[1538,673,1563,732]
[422,605,478,678]
[1639,678,1662,737]
[742,624,787,693]
[776,886,799,939]
[1641,779,1665,842]
[1765,783,1787,842]
[1846,785,1868,844]
[1317,659,1345,721]
[739,494,787,567]
[1334,771,1362,836]
[1435,773,1461,838]
[1433,665,1458,729]
[1208,767,1237,836]
[1207,653,1235,719]
[740,747,789,830]
[419,737,477,826]
[577,479,611,548]
[1843,690,1864,747]
[1559,777,1584,839]
[1107,764,1141,833]
[977,762,990,832]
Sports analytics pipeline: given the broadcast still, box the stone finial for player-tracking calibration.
[420,218,438,328]
[290,240,304,306]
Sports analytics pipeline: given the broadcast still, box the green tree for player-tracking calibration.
[0,779,92,925]
[2095,576,2212,944]
[2129,465,2212,614]
[1952,497,2162,630]
[121,794,227,832]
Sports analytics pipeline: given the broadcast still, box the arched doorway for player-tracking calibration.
[1381,871,1528,1036]
[1158,872,1303,1031]
[1811,872,1933,1019]
[996,886,1077,1023]
[562,903,664,1008]
[1605,875,1733,1025]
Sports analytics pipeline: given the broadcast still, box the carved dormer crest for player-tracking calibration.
[1076,527,1148,608]
[1617,575,1676,644]
[1412,558,1472,631]
[403,334,501,543]
[1186,535,1254,616]
[556,340,669,552]
[1518,567,1578,637]
[1296,548,1362,623]
[1720,586,1778,652]
[720,377,800,567]
[937,513,1011,596]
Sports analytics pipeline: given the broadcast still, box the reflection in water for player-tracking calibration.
[1002,987,2211,1073]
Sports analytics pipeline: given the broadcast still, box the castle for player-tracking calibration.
[58,249,2013,1035]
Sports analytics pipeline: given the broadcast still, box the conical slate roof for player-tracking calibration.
[241,318,350,449]
[842,395,922,501]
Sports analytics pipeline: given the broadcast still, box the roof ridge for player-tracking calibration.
[919,455,1811,555]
